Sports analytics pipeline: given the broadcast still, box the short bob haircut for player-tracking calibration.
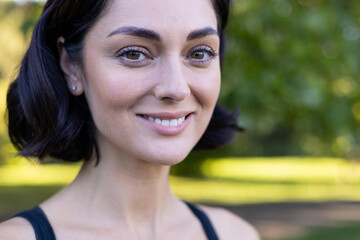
[7,0,241,163]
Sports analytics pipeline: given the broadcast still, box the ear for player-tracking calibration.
[57,37,84,96]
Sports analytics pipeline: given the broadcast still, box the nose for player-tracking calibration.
[154,58,191,102]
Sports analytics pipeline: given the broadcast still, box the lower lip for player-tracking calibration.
[137,114,193,136]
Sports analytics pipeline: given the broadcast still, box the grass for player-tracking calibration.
[281,222,360,240]
[171,156,360,204]
[201,157,360,184]
[1,157,360,200]
[1,156,360,206]
[0,185,64,220]
[0,160,81,186]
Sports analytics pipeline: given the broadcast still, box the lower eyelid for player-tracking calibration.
[119,57,151,65]
[117,55,155,67]
[186,55,218,66]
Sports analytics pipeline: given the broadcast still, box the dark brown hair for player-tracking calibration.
[7,0,240,162]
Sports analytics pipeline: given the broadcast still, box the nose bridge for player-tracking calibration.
[155,55,190,101]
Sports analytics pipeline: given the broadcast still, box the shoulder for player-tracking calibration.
[199,205,260,240]
[0,217,35,240]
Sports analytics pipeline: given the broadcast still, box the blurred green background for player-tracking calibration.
[223,0,360,159]
[1,0,360,239]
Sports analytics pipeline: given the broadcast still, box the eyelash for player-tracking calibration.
[114,45,218,66]
[114,46,153,66]
[186,46,218,65]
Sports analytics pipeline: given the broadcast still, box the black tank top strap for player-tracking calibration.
[13,206,56,240]
[13,203,217,240]
[185,202,219,240]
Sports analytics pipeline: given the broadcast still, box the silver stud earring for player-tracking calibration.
[71,85,77,91]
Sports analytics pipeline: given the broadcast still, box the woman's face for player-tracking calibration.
[77,0,220,165]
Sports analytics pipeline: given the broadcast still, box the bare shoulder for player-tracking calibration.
[199,205,260,240]
[0,217,35,240]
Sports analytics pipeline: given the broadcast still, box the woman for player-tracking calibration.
[0,0,259,239]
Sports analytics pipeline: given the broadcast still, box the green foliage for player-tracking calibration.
[220,0,360,158]
[0,2,42,81]
[0,1,43,164]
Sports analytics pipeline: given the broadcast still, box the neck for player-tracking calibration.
[83,155,175,215]
[45,153,181,236]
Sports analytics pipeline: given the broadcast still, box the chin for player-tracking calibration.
[139,147,193,166]
[154,152,190,166]
[153,156,187,166]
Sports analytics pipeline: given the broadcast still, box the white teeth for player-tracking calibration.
[178,117,184,125]
[161,119,170,126]
[144,115,187,127]
[170,119,177,127]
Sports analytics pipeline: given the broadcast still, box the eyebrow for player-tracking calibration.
[107,26,219,41]
[187,27,219,41]
[107,26,161,41]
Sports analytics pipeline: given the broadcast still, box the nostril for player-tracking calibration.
[160,96,177,102]
[154,77,190,101]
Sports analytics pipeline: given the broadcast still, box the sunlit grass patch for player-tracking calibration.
[170,176,360,204]
[0,161,81,186]
[1,157,360,204]
[201,157,360,184]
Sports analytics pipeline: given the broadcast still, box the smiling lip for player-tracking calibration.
[137,111,193,135]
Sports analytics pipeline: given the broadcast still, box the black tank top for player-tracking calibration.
[14,202,219,240]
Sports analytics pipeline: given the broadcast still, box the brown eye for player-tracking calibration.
[186,46,217,66]
[126,51,141,60]
[115,46,154,66]
[191,51,205,59]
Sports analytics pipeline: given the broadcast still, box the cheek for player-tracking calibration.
[83,64,153,112]
[191,68,221,109]
[81,46,155,111]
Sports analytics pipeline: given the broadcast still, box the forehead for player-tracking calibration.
[91,0,218,38]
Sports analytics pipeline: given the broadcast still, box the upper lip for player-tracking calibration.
[137,111,193,119]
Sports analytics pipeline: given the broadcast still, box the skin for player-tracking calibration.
[0,0,259,239]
